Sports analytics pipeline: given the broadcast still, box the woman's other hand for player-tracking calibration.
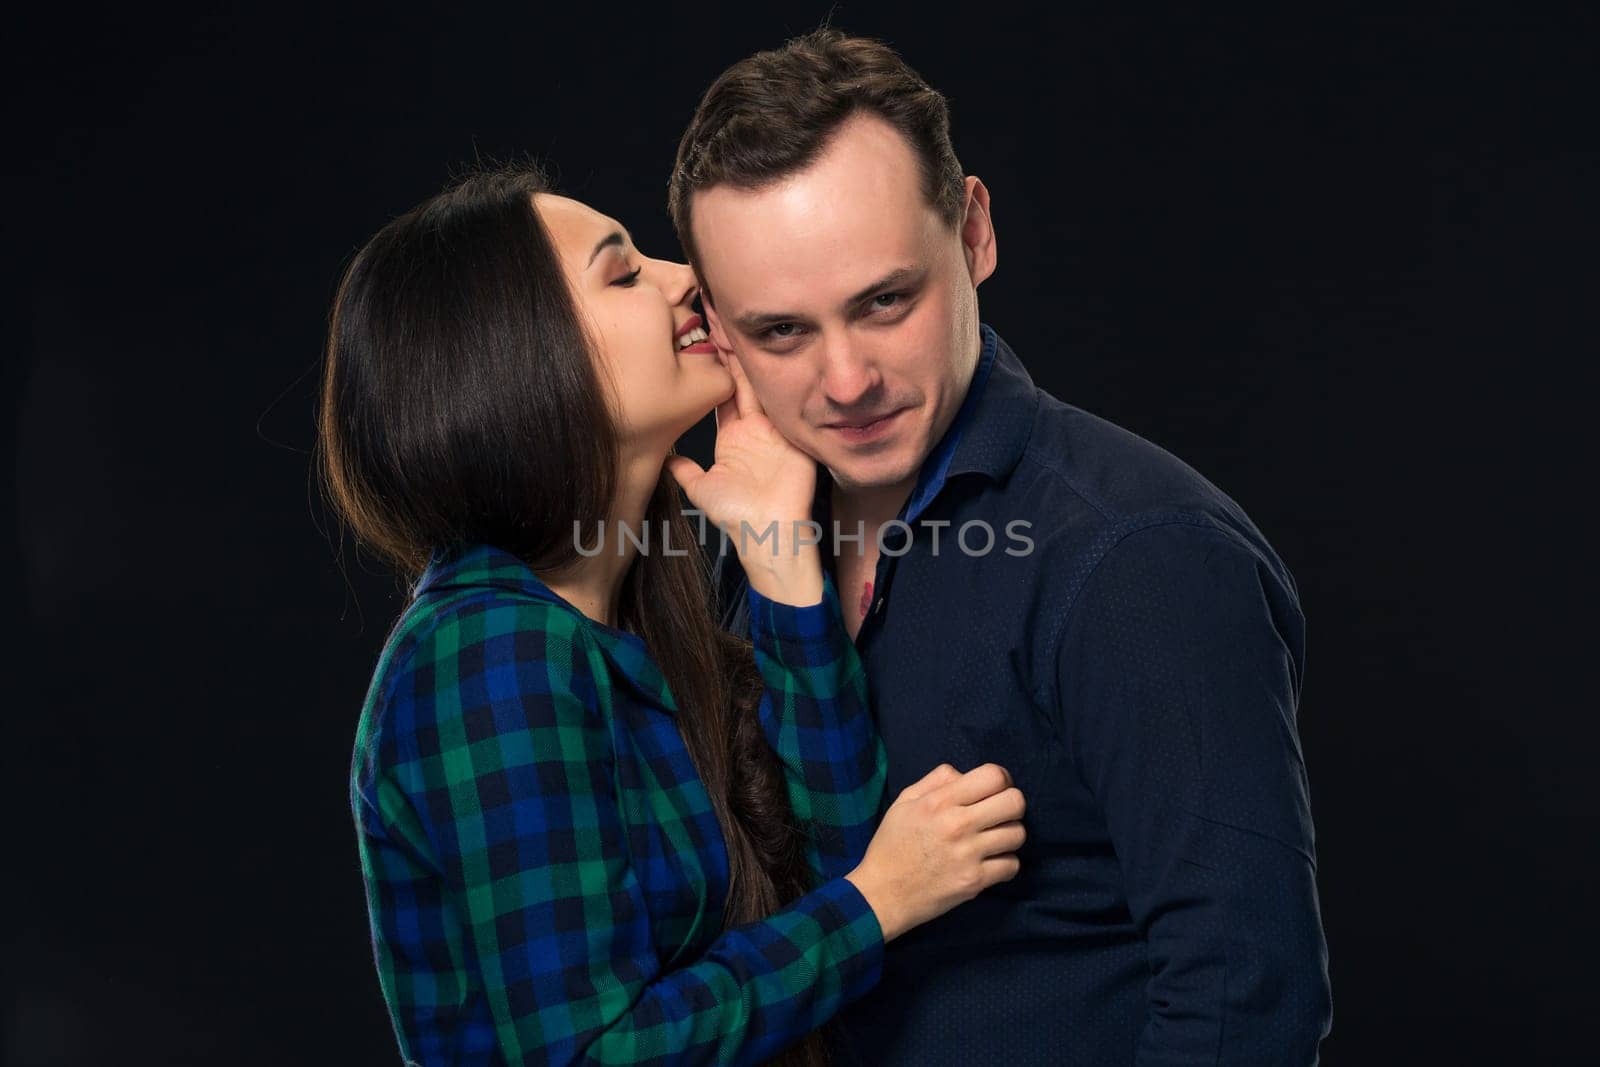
[845,763,1027,942]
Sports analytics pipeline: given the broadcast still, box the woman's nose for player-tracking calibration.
[651,258,699,308]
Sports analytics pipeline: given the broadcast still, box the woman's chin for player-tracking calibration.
[652,367,736,439]
[690,360,736,404]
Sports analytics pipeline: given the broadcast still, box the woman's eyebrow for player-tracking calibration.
[586,231,625,267]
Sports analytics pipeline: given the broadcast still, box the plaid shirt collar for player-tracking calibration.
[412,542,678,713]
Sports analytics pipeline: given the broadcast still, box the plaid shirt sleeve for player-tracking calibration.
[359,591,884,1066]
[745,572,888,883]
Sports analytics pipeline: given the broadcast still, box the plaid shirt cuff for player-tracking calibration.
[746,572,851,684]
[791,873,886,1003]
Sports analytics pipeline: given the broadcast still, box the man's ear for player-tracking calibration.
[704,300,735,352]
[960,175,997,287]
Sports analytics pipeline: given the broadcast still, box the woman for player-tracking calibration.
[318,163,1026,1066]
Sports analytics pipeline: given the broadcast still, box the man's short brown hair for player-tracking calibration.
[668,28,965,293]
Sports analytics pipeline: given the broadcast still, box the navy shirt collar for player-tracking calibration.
[945,324,1040,486]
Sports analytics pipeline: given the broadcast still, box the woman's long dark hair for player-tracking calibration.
[318,163,824,1064]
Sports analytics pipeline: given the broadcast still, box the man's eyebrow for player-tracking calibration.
[846,266,922,306]
[586,231,626,267]
[731,266,924,334]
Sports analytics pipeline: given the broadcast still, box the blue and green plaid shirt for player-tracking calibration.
[351,542,887,1065]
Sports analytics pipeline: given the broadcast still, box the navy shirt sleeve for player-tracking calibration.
[1056,520,1332,1065]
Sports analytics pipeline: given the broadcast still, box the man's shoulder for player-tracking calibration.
[998,384,1305,680]
[987,361,1291,591]
[1016,390,1242,524]
[976,327,1268,539]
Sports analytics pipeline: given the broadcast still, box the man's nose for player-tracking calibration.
[818,334,880,409]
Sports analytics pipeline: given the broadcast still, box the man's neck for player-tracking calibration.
[828,474,915,640]
[829,475,916,535]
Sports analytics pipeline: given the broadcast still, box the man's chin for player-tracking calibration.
[820,450,921,495]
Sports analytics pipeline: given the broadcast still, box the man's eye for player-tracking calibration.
[873,293,900,307]
[612,266,642,287]
[768,323,796,338]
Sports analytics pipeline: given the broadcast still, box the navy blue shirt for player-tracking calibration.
[714,324,1331,1065]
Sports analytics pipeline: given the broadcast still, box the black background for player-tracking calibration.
[7,5,1595,1064]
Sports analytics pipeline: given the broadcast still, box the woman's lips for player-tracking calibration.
[673,313,705,341]
[829,407,904,444]
[678,340,717,355]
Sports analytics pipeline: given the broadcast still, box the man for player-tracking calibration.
[669,29,1332,1065]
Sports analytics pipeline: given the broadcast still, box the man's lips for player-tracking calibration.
[826,405,906,430]
[825,407,907,443]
